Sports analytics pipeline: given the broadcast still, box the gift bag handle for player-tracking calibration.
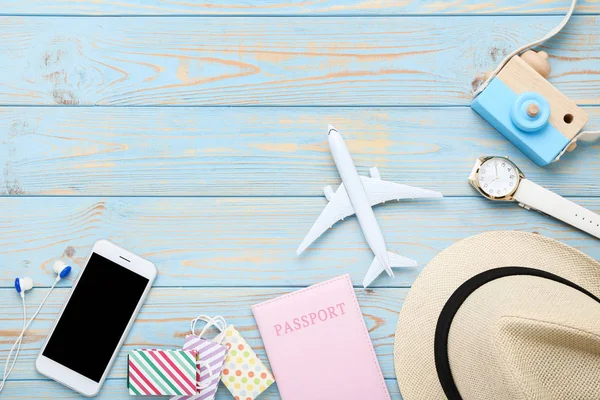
[205,316,228,344]
[203,317,228,345]
[191,315,228,339]
[197,360,214,390]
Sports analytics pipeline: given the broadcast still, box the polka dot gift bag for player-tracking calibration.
[218,325,275,400]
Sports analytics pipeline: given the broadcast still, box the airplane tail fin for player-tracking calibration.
[363,251,417,288]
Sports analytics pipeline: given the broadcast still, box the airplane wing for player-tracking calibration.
[360,176,442,206]
[296,183,355,255]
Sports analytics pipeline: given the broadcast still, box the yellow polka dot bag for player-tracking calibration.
[218,325,275,400]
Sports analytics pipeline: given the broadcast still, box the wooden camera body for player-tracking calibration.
[472,50,588,166]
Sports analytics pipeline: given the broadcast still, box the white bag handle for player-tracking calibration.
[189,315,228,390]
[190,315,228,344]
[196,360,215,390]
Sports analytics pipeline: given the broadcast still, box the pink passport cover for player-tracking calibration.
[251,274,390,400]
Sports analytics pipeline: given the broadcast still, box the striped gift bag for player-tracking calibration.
[128,349,198,396]
[171,335,228,400]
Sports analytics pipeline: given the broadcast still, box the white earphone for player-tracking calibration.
[0,260,72,393]
[14,277,33,296]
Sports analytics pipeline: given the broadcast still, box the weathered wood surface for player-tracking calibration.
[1,0,598,15]
[2,197,600,289]
[0,287,406,381]
[0,378,405,399]
[2,1,600,398]
[0,378,404,399]
[2,106,599,197]
[1,16,600,106]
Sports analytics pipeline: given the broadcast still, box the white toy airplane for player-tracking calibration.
[297,125,443,287]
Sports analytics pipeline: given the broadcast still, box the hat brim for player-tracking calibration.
[394,231,600,399]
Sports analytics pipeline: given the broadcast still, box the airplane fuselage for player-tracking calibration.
[327,126,393,277]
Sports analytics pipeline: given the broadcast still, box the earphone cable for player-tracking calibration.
[20,277,60,333]
[0,277,60,393]
[0,296,26,393]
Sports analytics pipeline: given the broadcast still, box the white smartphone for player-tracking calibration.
[36,240,157,397]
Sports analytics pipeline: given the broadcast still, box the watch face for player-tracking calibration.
[478,157,520,198]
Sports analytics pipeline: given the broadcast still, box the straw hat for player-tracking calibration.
[394,231,600,399]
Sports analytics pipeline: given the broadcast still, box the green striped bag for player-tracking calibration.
[128,349,199,396]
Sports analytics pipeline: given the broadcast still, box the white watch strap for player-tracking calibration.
[514,179,600,239]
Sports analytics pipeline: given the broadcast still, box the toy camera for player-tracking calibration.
[472,50,588,166]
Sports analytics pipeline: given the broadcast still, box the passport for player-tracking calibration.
[251,274,390,399]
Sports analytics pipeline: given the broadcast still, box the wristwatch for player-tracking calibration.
[468,156,600,239]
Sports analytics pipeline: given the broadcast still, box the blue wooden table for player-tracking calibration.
[1,1,600,398]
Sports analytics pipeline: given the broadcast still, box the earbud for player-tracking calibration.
[3,259,75,394]
[14,277,33,295]
[13,261,69,297]
[53,260,72,279]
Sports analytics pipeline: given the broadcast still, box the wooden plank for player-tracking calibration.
[0,378,404,399]
[0,287,406,381]
[1,16,599,106]
[1,0,598,15]
[2,107,599,197]
[1,197,600,289]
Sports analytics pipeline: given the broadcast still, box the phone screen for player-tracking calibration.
[43,253,149,382]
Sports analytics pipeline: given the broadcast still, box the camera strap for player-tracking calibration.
[473,0,600,152]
